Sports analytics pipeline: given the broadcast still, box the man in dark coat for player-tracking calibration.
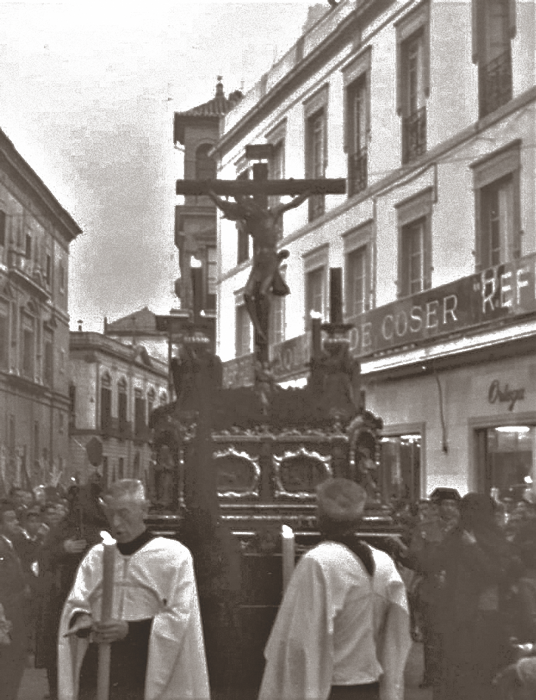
[0,500,29,700]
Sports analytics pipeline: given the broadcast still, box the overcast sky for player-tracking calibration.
[0,0,318,331]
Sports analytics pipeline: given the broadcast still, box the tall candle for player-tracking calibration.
[281,525,295,592]
[98,533,115,700]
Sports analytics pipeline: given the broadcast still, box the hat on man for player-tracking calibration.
[429,487,461,504]
[316,478,367,533]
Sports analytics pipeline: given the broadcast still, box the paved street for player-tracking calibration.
[18,644,432,700]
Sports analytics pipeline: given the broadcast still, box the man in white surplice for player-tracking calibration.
[58,479,210,700]
[258,478,411,700]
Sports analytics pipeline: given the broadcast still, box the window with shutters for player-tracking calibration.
[0,210,6,255]
[100,373,112,433]
[305,267,326,318]
[400,219,426,297]
[43,331,53,386]
[195,143,217,180]
[304,246,328,320]
[396,2,430,164]
[236,169,250,264]
[118,378,128,435]
[346,75,368,196]
[69,384,76,428]
[346,246,369,318]
[21,313,35,379]
[147,387,156,426]
[0,301,8,370]
[396,189,433,298]
[472,142,521,270]
[269,138,285,238]
[206,246,217,311]
[134,389,146,438]
[306,110,326,220]
[473,0,514,118]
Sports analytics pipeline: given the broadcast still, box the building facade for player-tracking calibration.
[69,332,168,486]
[0,128,81,493]
[212,0,536,502]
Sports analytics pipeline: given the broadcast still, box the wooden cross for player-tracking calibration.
[176,147,345,374]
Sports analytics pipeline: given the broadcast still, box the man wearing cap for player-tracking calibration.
[406,487,460,694]
[258,478,411,700]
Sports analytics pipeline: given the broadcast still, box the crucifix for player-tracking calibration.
[176,145,345,374]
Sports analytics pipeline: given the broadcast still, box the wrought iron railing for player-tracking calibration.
[348,147,368,197]
[479,49,512,118]
[402,106,427,164]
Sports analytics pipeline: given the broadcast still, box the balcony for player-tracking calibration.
[8,249,50,299]
[402,107,427,164]
[348,147,368,197]
[479,49,512,118]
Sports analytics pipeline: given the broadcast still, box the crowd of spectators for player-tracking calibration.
[390,488,536,700]
[0,480,107,700]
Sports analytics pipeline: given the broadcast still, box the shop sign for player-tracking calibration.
[271,334,310,381]
[222,253,536,384]
[488,379,526,411]
[350,251,536,357]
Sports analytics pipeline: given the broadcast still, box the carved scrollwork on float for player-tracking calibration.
[273,446,332,499]
[214,446,261,499]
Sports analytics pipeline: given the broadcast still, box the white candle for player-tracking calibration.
[98,532,116,700]
[281,525,295,592]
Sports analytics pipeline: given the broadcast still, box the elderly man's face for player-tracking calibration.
[103,497,146,544]
[1,510,20,538]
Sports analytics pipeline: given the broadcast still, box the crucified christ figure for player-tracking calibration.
[207,190,310,340]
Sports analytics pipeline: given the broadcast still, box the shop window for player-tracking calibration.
[380,434,421,504]
[472,142,521,270]
[476,425,535,501]
[473,0,514,118]
[235,303,251,357]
